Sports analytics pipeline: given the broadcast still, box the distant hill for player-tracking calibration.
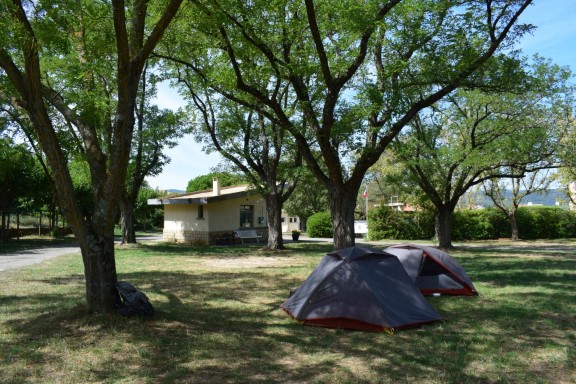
[166,189,186,194]
[476,188,570,208]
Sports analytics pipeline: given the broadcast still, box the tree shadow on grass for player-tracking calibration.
[1,249,574,383]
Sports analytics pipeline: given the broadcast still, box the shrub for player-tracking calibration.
[366,204,576,242]
[452,209,504,241]
[368,206,434,241]
[516,206,576,239]
[307,212,333,238]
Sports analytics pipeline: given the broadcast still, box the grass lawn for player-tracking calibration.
[0,239,574,383]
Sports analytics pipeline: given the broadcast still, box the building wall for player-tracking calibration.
[162,194,267,245]
[281,210,300,233]
[208,194,266,231]
[162,204,210,244]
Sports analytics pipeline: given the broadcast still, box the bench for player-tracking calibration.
[235,229,262,244]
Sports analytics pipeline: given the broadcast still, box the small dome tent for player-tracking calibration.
[281,246,442,332]
[384,243,478,296]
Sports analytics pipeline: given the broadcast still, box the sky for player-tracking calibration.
[145,0,576,191]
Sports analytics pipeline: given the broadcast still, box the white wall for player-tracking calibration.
[208,195,266,231]
[163,194,267,233]
[163,204,209,232]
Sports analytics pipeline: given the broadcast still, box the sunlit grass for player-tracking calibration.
[0,240,574,383]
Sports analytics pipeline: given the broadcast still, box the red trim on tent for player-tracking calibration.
[281,308,440,332]
[421,252,478,296]
[303,317,390,332]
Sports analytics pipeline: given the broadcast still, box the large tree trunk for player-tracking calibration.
[329,187,357,250]
[120,198,137,244]
[264,194,285,250]
[435,206,454,249]
[78,227,120,312]
[509,212,519,241]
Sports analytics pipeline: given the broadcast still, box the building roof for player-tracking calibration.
[147,184,257,205]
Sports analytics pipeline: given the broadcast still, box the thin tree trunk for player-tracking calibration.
[435,207,454,249]
[265,194,284,250]
[509,213,519,241]
[120,199,137,244]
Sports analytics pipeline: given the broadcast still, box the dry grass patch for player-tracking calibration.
[0,240,574,383]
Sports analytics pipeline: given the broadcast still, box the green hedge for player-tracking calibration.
[515,206,576,239]
[452,209,508,241]
[367,206,576,241]
[367,206,434,241]
[307,212,333,238]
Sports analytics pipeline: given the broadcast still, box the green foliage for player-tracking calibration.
[368,206,434,241]
[515,207,576,239]
[186,172,245,192]
[368,205,576,241]
[306,212,333,238]
[0,138,46,211]
[452,209,506,241]
[68,160,93,220]
[284,167,330,220]
[134,187,164,229]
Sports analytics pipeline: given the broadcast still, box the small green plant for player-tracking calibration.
[306,212,333,238]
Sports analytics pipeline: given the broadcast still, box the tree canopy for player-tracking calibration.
[388,60,574,247]
[159,0,536,249]
[0,0,184,312]
[186,171,245,192]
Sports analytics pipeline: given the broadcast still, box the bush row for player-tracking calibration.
[365,206,576,241]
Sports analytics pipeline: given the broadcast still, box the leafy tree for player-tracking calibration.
[556,119,576,203]
[284,166,329,230]
[120,65,190,244]
[159,0,534,249]
[0,0,183,312]
[0,137,42,241]
[390,61,573,248]
[483,169,555,241]
[184,92,301,250]
[186,172,245,192]
[133,185,164,230]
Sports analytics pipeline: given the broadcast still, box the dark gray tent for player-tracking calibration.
[281,246,442,332]
[384,243,478,296]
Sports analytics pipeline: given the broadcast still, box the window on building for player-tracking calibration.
[197,205,204,219]
[240,205,254,227]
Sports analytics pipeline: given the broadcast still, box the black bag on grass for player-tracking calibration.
[116,281,154,317]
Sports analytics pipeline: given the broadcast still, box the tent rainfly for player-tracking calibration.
[384,243,478,296]
[281,246,442,332]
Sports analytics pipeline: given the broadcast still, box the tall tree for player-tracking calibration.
[556,119,576,204]
[120,65,189,244]
[0,137,42,242]
[283,165,330,231]
[186,93,301,250]
[483,168,555,241]
[390,61,573,248]
[0,0,183,312]
[160,0,534,249]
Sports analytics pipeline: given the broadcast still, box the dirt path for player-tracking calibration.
[0,243,80,273]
